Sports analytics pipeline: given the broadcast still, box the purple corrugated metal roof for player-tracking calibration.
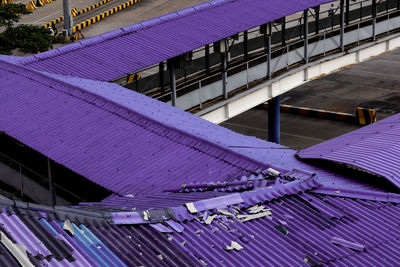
[18,0,332,81]
[162,193,400,266]
[231,146,392,193]
[0,58,272,196]
[297,113,400,190]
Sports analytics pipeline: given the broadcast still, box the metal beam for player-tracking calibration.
[281,17,286,46]
[205,45,210,74]
[168,59,177,106]
[267,35,271,79]
[304,9,309,64]
[244,31,248,60]
[268,96,280,144]
[159,62,165,93]
[314,6,320,34]
[340,0,345,51]
[372,0,377,40]
[47,158,56,206]
[222,52,228,99]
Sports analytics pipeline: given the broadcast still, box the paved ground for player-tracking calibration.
[19,0,209,36]
[221,47,400,150]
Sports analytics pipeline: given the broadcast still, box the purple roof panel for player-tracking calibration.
[0,59,272,196]
[18,0,333,81]
[298,113,400,190]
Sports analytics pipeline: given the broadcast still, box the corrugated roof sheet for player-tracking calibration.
[0,58,270,196]
[18,0,332,81]
[297,113,400,190]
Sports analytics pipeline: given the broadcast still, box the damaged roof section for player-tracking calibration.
[297,113,400,191]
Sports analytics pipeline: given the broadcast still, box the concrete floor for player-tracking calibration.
[221,47,400,150]
[19,0,209,36]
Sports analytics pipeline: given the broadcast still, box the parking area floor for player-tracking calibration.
[221,48,400,150]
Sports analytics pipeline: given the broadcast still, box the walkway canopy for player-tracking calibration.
[19,0,332,81]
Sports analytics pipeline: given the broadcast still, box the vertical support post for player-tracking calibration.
[168,59,177,106]
[398,0,400,10]
[262,22,272,79]
[205,44,210,74]
[267,35,271,79]
[372,0,377,40]
[281,17,286,46]
[340,0,345,51]
[314,6,320,34]
[304,9,309,64]
[47,158,56,206]
[222,52,228,99]
[244,31,248,60]
[268,96,280,144]
[346,0,350,25]
[63,0,73,36]
[159,62,165,93]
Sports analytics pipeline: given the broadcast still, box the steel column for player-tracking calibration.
[205,44,210,74]
[340,0,345,51]
[267,35,271,79]
[281,17,286,46]
[304,9,309,64]
[314,6,320,34]
[47,158,56,206]
[159,62,165,93]
[222,53,228,99]
[63,0,73,36]
[244,31,248,60]
[168,59,177,106]
[372,0,377,40]
[268,96,280,144]
[346,0,350,25]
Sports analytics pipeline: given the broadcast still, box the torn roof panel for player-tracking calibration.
[297,113,400,190]
[160,193,400,266]
[18,0,333,81]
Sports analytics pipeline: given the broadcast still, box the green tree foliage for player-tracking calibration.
[0,3,30,28]
[0,3,52,55]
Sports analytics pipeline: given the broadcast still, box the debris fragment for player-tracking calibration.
[168,236,173,241]
[143,211,150,221]
[195,230,203,234]
[204,214,217,225]
[283,214,294,220]
[218,209,235,216]
[150,223,172,233]
[62,219,74,236]
[185,202,198,213]
[238,211,272,222]
[0,232,34,267]
[157,254,163,260]
[224,241,243,252]
[275,225,289,235]
[166,220,184,233]
[278,219,287,226]
[181,241,186,247]
[267,168,281,177]
[331,237,365,251]
[125,194,135,198]
[248,205,269,214]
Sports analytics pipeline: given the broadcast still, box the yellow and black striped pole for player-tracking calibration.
[356,107,377,126]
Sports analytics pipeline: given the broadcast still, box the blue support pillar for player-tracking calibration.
[268,96,280,144]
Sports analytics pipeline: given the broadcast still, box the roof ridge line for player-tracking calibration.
[312,186,400,203]
[18,0,234,65]
[0,59,270,172]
